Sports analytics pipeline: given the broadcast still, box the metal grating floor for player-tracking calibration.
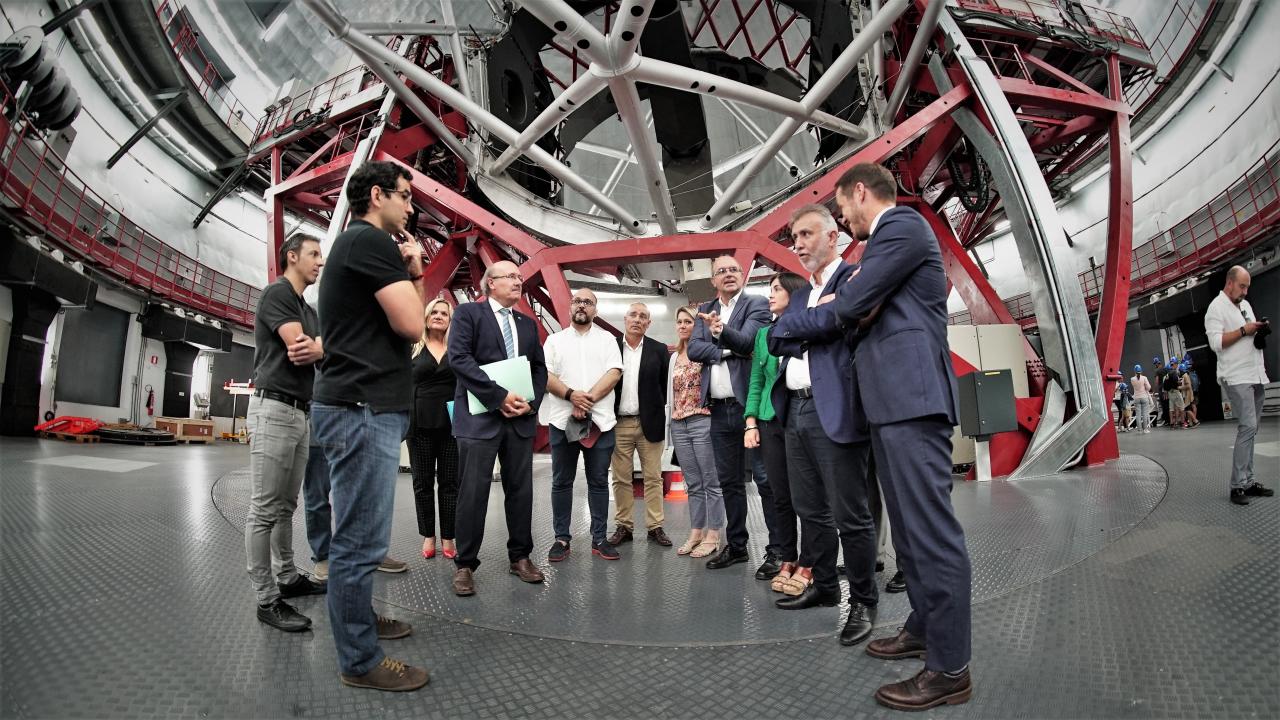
[1,418,1276,718]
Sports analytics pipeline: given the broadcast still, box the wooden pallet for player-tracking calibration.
[39,431,100,443]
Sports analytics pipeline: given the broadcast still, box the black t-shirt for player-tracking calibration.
[313,219,412,411]
[252,276,320,400]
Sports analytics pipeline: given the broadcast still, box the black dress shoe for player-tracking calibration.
[839,602,877,646]
[278,573,326,598]
[754,550,782,580]
[1244,482,1274,497]
[257,599,311,632]
[886,570,907,593]
[875,668,972,711]
[1231,489,1250,506]
[875,560,884,573]
[775,585,840,610]
[705,546,749,570]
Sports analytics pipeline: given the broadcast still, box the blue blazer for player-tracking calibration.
[688,292,771,404]
[767,261,868,443]
[833,206,958,426]
[447,300,548,440]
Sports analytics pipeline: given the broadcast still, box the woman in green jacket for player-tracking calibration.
[744,272,809,593]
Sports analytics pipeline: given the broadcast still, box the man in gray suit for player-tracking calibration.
[688,254,777,572]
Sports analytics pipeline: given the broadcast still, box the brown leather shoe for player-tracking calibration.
[509,557,545,583]
[607,526,634,545]
[647,527,673,546]
[874,668,971,711]
[339,657,429,692]
[452,567,475,597]
[866,628,927,660]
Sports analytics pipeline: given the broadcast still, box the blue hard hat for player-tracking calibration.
[1153,356,1161,363]
[1179,363,1188,371]
[1168,358,1177,366]
[1134,364,1143,372]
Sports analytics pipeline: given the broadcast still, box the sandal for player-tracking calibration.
[778,566,814,596]
[770,562,798,593]
[690,538,720,558]
[677,535,704,556]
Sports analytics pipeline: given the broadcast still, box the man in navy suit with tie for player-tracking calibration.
[448,260,549,597]
[766,205,878,647]
[688,255,777,572]
[826,163,972,710]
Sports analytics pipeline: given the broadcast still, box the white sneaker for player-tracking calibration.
[313,559,329,581]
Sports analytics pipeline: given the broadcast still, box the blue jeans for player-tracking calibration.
[549,425,615,544]
[311,403,409,677]
[302,418,332,562]
[670,415,725,530]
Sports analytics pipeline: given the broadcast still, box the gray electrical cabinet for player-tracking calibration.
[957,368,1017,439]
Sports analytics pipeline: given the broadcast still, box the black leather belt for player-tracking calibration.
[789,387,814,399]
[618,414,639,419]
[707,397,739,406]
[254,389,310,413]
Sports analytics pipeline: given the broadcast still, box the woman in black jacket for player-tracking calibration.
[409,298,458,559]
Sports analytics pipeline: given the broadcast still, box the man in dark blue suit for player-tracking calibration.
[688,255,776,571]
[828,164,972,710]
[448,259,549,597]
[766,205,878,647]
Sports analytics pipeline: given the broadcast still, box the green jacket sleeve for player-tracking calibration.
[744,326,769,419]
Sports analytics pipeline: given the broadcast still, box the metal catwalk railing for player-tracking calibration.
[950,139,1280,327]
[0,83,260,327]
[155,0,258,144]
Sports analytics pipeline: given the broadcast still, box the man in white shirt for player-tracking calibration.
[541,288,625,559]
[1204,265,1273,505]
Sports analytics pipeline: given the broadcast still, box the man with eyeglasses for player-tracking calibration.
[541,288,624,562]
[311,161,429,692]
[449,260,549,595]
[689,254,777,572]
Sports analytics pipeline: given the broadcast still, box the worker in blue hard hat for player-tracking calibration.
[1153,359,1171,427]
[1114,381,1132,432]
[1130,364,1153,433]
[1179,362,1199,428]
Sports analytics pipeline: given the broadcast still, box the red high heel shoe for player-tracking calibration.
[442,541,457,560]
[422,539,436,559]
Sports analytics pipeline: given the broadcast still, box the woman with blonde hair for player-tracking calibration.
[409,298,459,559]
[667,305,725,557]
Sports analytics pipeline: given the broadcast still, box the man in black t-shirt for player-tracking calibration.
[247,234,327,633]
[311,161,430,692]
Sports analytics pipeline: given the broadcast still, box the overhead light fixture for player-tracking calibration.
[262,12,288,42]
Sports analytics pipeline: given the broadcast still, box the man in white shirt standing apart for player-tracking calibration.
[1204,265,1273,506]
[541,288,625,560]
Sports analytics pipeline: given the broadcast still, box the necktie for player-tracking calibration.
[499,308,516,359]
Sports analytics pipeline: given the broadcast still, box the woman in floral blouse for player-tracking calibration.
[667,305,724,557]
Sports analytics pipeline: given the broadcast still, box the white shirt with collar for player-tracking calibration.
[488,297,519,355]
[708,289,744,399]
[785,254,843,390]
[538,324,625,431]
[1205,291,1269,386]
[618,335,644,416]
[868,205,893,238]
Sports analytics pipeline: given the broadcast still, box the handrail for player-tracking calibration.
[0,81,261,327]
[953,0,1145,49]
[950,138,1280,327]
[154,0,258,143]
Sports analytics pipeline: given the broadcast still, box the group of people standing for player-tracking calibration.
[1124,355,1200,433]
[240,160,975,711]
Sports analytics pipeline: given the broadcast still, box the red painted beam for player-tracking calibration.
[996,77,1130,116]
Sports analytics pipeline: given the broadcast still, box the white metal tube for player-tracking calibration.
[882,0,944,124]
[701,0,909,228]
[438,0,473,102]
[604,0,655,70]
[607,76,677,233]
[518,0,611,66]
[631,57,867,139]
[490,71,607,174]
[870,0,885,92]
[352,47,475,167]
[348,22,502,37]
[303,0,645,233]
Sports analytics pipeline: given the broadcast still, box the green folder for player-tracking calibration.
[467,356,535,414]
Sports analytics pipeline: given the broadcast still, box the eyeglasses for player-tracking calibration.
[713,266,742,276]
[491,273,522,282]
[379,186,413,202]
[571,298,597,307]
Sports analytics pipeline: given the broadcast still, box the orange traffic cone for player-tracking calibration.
[663,470,687,500]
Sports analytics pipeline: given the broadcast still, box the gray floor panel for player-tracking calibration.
[1,418,1276,719]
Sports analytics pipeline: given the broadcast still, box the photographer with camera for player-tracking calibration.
[1205,266,1272,506]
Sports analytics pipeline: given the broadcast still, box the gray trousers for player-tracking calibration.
[1225,383,1265,491]
[1133,397,1151,431]
[670,414,725,530]
[245,395,309,604]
